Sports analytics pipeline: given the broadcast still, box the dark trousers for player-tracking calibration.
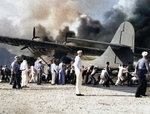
[13,73,21,88]
[127,73,132,86]
[70,73,76,84]
[55,73,59,84]
[85,72,91,84]
[37,70,42,85]
[5,73,10,82]
[45,73,51,82]
[135,69,147,97]
[103,73,114,87]
[10,73,15,84]
[2,74,5,80]
[88,74,97,85]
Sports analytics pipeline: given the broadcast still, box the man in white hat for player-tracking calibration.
[135,51,150,98]
[74,50,84,96]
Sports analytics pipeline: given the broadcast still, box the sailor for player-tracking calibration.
[0,66,2,82]
[29,65,37,83]
[12,56,21,89]
[4,65,10,82]
[85,65,94,84]
[58,61,66,85]
[1,66,5,81]
[115,65,127,86]
[135,51,150,98]
[51,59,57,85]
[29,58,40,82]
[34,59,44,85]
[103,62,114,87]
[74,50,84,96]
[9,59,16,84]
[87,66,99,85]
[20,59,29,87]
[126,62,135,86]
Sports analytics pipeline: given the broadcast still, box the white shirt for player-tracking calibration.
[51,63,57,73]
[10,61,15,71]
[20,60,28,71]
[118,66,127,77]
[59,62,66,71]
[74,56,82,70]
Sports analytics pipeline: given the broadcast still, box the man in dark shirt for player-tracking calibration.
[126,62,134,86]
[103,62,114,87]
[135,51,150,98]
[12,56,21,89]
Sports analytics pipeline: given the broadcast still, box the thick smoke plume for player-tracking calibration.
[35,24,53,42]
[56,26,69,43]
[98,0,136,43]
[1,0,150,56]
[0,0,79,40]
[77,15,102,39]
[128,0,150,48]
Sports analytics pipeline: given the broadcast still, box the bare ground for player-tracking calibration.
[0,83,150,114]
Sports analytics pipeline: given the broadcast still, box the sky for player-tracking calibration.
[77,0,119,22]
[0,0,120,38]
[0,0,138,56]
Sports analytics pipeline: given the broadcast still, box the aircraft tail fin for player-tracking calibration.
[90,22,135,69]
[111,21,134,52]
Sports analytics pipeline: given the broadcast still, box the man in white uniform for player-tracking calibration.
[20,59,29,87]
[74,50,84,96]
[51,60,57,85]
[115,65,127,86]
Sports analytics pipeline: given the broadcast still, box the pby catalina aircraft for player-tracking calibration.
[0,21,147,69]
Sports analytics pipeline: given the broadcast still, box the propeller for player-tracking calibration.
[32,27,40,40]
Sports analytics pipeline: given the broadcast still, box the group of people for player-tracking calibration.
[0,65,11,82]
[0,50,149,97]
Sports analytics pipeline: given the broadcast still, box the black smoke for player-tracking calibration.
[128,0,150,48]
[55,26,69,43]
[77,15,102,40]
[99,8,127,42]
[36,24,54,42]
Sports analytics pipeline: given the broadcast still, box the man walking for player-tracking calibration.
[135,51,150,98]
[74,50,84,96]
[12,56,21,89]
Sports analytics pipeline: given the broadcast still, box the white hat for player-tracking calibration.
[77,50,82,54]
[39,59,42,62]
[14,56,19,59]
[142,51,148,57]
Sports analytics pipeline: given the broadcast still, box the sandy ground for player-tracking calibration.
[0,82,150,114]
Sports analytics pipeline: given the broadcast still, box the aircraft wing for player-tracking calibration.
[135,47,150,51]
[67,37,131,48]
[0,36,70,49]
[0,36,103,57]
[0,36,73,57]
